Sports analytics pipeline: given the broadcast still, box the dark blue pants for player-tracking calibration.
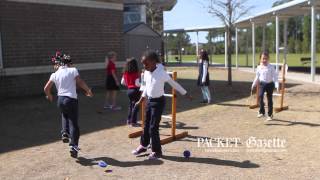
[259,82,274,116]
[140,96,165,153]
[57,96,79,146]
[127,88,141,124]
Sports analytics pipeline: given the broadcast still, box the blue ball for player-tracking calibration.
[183,150,191,158]
[98,161,108,168]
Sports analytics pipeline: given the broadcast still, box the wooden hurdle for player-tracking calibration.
[249,63,289,112]
[128,71,188,145]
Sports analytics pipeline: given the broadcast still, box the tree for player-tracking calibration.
[205,0,252,85]
[145,0,163,34]
[302,15,311,53]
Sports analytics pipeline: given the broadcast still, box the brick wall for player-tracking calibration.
[0,1,124,98]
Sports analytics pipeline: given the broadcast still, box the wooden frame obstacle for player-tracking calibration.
[249,63,289,113]
[128,71,188,145]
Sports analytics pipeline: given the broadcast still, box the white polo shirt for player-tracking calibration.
[49,66,79,99]
[142,66,187,98]
[252,64,278,88]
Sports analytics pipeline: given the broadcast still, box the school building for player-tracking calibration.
[0,0,124,98]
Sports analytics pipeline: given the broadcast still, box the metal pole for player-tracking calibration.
[276,15,280,73]
[235,27,239,68]
[252,22,256,71]
[225,31,227,68]
[283,20,288,64]
[196,31,199,63]
[311,5,316,82]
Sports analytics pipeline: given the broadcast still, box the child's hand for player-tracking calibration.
[46,94,53,102]
[184,93,192,101]
[85,89,93,97]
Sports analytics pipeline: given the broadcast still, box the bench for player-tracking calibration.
[300,57,311,65]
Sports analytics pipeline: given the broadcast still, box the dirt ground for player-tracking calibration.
[1,66,320,180]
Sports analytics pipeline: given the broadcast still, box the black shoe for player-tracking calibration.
[61,133,69,143]
[200,100,208,104]
[69,146,79,158]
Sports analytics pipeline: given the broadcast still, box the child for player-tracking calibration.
[44,51,93,158]
[251,51,278,121]
[121,58,141,126]
[104,51,121,110]
[132,51,192,160]
[197,49,211,104]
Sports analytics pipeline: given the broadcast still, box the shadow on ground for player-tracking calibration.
[0,71,301,154]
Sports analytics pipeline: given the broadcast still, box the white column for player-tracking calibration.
[252,22,256,71]
[196,31,199,62]
[235,27,239,68]
[0,32,3,69]
[283,20,288,64]
[311,5,316,82]
[225,31,227,68]
[275,15,280,73]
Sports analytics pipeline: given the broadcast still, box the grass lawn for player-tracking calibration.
[166,53,320,67]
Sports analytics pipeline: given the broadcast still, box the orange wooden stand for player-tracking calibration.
[128,71,188,145]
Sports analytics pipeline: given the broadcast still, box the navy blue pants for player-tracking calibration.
[57,96,79,146]
[259,82,274,116]
[127,88,141,124]
[140,96,165,153]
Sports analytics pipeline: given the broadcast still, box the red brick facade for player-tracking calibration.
[0,0,124,98]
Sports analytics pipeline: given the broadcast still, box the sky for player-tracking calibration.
[164,0,279,43]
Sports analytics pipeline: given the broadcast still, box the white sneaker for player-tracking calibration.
[266,115,273,121]
[257,113,265,118]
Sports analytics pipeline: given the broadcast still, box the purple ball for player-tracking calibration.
[183,150,191,158]
[98,161,107,168]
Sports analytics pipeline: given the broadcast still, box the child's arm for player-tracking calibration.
[251,68,260,90]
[135,78,141,87]
[111,70,120,86]
[44,80,54,102]
[201,61,208,83]
[272,66,279,90]
[165,74,192,100]
[76,76,93,97]
[121,76,126,86]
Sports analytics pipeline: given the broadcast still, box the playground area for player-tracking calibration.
[1,66,320,180]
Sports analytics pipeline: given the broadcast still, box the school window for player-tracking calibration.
[0,32,3,69]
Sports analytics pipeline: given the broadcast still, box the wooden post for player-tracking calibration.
[171,72,177,137]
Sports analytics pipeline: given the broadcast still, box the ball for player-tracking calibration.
[98,161,108,168]
[183,150,191,158]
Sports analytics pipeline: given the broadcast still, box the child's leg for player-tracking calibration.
[127,89,134,123]
[111,90,117,106]
[58,97,69,137]
[131,89,141,124]
[149,97,165,154]
[200,86,207,101]
[266,83,274,116]
[203,86,211,102]
[105,90,110,106]
[65,98,80,146]
[259,83,266,115]
[140,99,151,147]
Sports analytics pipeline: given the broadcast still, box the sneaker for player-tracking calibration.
[257,113,265,118]
[69,145,80,158]
[111,105,122,111]
[131,123,140,127]
[266,115,273,121]
[200,100,208,104]
[103,104,112,109]
[61,133,69,143]
[132,145,147,155]
[147,152,162,160]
